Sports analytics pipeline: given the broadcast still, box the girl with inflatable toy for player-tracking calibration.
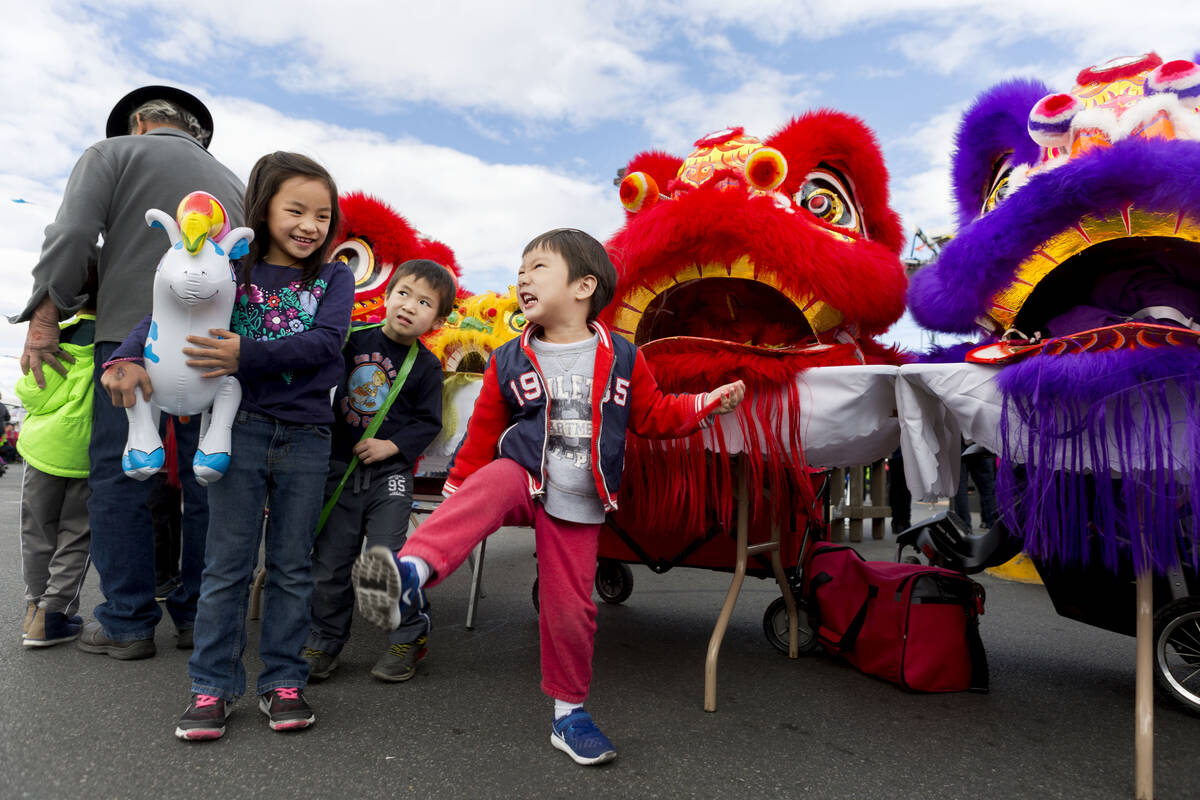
[103,152,354,741]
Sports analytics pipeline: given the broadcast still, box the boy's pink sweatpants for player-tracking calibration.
[399,458,601,703]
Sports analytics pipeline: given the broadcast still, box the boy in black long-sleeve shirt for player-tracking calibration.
[304,259,456,683]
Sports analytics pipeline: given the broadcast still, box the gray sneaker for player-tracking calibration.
[370,635,427,682]
[303,648,339,681]
[77,621,156,660]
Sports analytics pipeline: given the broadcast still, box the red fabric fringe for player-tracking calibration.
[611,344,864,549]
[615,380,819,550]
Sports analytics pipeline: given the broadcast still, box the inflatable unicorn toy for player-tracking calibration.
[122,191,253,486]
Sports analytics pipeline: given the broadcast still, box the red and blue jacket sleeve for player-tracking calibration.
[442,358,513,497]
[625,349,714,439]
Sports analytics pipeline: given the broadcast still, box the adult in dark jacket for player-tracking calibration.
[12,85,245,659]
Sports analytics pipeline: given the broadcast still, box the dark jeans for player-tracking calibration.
[887,449,911,532]
[307,462,428,655]
[954,450,999,529]
[188,411,330,699]
[150,472,183,586]
[88,342,209,641]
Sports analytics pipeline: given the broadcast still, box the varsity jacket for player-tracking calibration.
[444,320,713,511]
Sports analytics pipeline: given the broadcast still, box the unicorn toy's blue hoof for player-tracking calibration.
[193,451,231,486]
[122,447,165,480]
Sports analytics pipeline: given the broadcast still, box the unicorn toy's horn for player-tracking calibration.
[177,191,229,255]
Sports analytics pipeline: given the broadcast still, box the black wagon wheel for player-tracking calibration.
[1154,596,1200,715]
[594,559,634,605]
[763,595,819,656]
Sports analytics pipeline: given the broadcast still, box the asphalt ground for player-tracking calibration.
[0,471,1197,800]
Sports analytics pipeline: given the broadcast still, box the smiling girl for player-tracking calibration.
[103,152,353,740]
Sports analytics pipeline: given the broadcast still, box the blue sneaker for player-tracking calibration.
[550,709,617,765]
[352,547,423,631]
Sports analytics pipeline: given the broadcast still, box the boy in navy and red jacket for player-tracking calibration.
[352,228,744,766]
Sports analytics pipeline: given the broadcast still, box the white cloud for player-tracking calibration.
[644,67,818,153]
[207,96,625,288]
[109,0,681,126]
[885,104,965,236]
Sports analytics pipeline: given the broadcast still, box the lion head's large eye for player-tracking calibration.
[331,237,382,290]
[981,157,1015,216]
[795,170,861,233]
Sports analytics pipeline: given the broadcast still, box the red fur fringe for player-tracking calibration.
[616,380,818,549]
[613,344,859,548]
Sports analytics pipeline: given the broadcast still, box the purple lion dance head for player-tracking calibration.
[909,53,1200,574]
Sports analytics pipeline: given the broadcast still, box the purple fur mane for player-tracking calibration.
[996,346,1200,574]
[910,137,1200,333]
[951,79,1049,230]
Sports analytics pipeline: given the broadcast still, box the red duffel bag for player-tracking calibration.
[801,543,989,692]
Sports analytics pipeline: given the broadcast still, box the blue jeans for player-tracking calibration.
[88,342,209,641]
[188,411,331,699]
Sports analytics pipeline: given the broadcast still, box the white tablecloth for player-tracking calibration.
[895,363,1003,501]
[705,364,900,467]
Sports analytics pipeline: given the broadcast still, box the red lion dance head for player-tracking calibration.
[328,192,462,323]
[603,115,908,546]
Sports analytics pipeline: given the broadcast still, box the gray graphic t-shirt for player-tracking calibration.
[529,334,606,524]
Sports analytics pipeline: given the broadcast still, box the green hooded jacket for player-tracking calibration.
[15,315,95,478]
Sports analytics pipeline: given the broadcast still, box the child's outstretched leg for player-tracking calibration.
[532,508,615,765]
[351,458,536,631]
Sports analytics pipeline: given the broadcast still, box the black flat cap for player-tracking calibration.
[106,85,214,148]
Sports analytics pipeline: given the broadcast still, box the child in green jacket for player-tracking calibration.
[16,312,95,647]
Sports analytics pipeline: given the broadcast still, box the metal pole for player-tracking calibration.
[704,459,749,711]
[1135,569,1154,799]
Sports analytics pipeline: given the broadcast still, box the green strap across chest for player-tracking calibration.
[314,340,419,536]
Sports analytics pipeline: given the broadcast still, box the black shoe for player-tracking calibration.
[175,694,230,741]
[77,621,156,660]
[259,688,314,732]
[176,627,194,650]
[370,635,427,682]
[302,648,339,681]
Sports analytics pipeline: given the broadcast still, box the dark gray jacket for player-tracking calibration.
[14,128,244,343]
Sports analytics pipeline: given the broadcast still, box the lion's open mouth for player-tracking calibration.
[635,278,813,347]
[1011,237,1200,337]
[609,256,843,351]
[983,205,1200,337]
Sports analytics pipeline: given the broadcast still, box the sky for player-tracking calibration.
[0,0,1194,414]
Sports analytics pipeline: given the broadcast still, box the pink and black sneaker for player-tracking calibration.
[259,687,314,732]
[175,694,230,741]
